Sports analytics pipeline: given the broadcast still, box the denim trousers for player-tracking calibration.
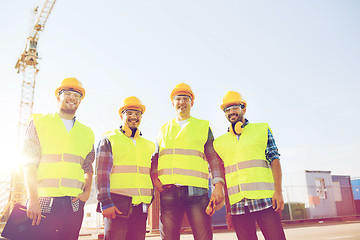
[30,196,85,240]
[160,186,212,240]
[104,204,148,240]
[232,206,286,240]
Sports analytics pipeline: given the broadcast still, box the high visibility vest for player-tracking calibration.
[33,113,94,197]
[214,123,275,205]
[106,129,155,205]
[158,117,209,188]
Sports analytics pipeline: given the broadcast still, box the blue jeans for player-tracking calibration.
[160,186,212,240]
[104,204,148,240]
[232,207,286,240]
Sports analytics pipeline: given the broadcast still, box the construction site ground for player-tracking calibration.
[77,216,360,240]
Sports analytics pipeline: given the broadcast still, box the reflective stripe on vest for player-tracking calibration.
[158,168,209,180]
[227,182,275,195]
[158,117,210,188]
[214,123,275,205]
[159,148,206,160]
[105,129,155,205]
[41,153,85,166]
[33,113,94,197]
[110,188,153,196]
[225,159,270,174]
[111,165,150,175]
[38,178,84,190]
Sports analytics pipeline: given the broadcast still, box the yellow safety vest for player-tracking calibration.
[106,129,155,205]
[214,123,275,205]
[33,113,94,197]
[158,117,209,188]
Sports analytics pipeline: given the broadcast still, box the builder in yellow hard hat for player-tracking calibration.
[22,77,95,239]
[213,91,286,239]
[96,96,155,240]
[150,83,225,240]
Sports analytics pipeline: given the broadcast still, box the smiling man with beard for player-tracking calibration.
[96,96,155,240]
[22,77,95,240]
[214,91,286,240]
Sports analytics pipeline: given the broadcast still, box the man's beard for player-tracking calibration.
[228,113,243,124]
[61,107,77,115]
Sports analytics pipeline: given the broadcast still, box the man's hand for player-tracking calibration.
[211,182,224,205]
[72,190,91,203]
[102,206,122,219]
[23,165,41,225]
[272,191,284,212]
[151,172,164,193]
[270,159,284,212]
[205,197,216,216]
[27,198,42,226]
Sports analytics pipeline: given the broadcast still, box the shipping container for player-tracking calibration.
[148,191,160,233]
[354,200,360,215]
[351,178,360,200]
[351,178,360,215]
[331,175,356,216]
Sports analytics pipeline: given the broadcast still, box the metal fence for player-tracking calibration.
[208,184,359,228]
[282,185,357,220]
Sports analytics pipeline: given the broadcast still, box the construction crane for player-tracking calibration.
[0,0,57,222]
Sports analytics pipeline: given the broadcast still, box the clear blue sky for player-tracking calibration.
[1,0,359,178]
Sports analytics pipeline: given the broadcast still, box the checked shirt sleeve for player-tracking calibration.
[95,137,114,210]
[82,145,95,173]
[265,128,280,163]
[22,119,41,167]
[204,127,225,185]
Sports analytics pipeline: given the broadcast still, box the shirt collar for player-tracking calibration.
[243,118,249,127]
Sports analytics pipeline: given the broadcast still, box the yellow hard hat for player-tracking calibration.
[170,83,195,102]
[119,96,146,115]
[220,91,247,111]
[55,77,85,99]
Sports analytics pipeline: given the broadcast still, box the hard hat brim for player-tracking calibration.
[55,86,85,99]
[119,104,146,116]
[170,90,195,102]
[220,101,247,111]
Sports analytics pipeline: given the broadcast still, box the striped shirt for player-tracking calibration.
[230,119,280,215]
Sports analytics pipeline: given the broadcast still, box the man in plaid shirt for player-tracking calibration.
[96,96,155,240]
[214,91,286,240]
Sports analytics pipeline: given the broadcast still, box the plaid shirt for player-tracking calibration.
[95,137,115,210]
[22,117,95,213]
[230,119,280,215]
[150,123,225,197]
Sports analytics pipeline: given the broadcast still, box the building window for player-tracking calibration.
[315,178,327,199]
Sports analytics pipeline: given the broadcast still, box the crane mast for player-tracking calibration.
[15,0,56,142]
[0,0,56,222]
